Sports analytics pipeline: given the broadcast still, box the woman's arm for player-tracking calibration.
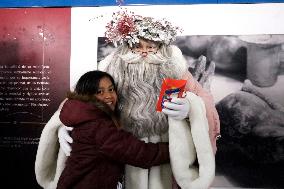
[93,120,170,168]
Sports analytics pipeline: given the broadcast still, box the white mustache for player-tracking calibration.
[118,51,169,65]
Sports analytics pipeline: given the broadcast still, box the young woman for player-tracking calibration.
[56,70,170,189]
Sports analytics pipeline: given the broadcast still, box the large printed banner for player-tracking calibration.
[0,3,284,188]
[75,6,284,188]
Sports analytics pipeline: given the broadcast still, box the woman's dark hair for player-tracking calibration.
[71,70,121,129]
[75,70,116,95]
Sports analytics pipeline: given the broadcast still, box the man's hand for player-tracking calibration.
[162,97,190,120]
[58,125,73,156]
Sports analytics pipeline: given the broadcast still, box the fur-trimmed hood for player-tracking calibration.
[60,92,118,128]
[66,92,113,114]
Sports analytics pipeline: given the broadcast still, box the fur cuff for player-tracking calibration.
[35,110,67,189]
[169,92,215,189]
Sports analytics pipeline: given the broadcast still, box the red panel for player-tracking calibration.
[0,8,71,189]
[0,8,71,122]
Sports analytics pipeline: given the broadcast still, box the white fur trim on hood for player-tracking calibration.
[169,92,215,189]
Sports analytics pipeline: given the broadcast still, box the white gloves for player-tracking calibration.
[58,125,73,156]
[162,96,190,120]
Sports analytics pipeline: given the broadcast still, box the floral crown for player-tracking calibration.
[105,9,182,47]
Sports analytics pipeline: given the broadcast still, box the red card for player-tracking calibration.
[156,78,187,112]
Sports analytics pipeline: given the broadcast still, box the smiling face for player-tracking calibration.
[95,77,117,111]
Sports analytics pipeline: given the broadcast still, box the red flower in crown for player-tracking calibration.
[105,10,138,45]
[105,8,182,47]
[117,14,135,36]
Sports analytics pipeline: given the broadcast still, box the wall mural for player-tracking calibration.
[98,34,284,188]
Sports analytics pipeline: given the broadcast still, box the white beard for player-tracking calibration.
[103,45,187,138]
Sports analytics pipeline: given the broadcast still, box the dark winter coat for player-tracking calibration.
[56,96,169,189]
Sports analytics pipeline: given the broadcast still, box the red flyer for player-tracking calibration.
[156,78,187,112]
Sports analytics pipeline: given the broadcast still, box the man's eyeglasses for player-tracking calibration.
[131,44,159,54]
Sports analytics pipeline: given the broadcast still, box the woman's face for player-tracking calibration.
[95,77,117,111]
[132,38,159,57]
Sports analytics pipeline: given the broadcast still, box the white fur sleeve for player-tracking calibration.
[35,110,67,189]
[169,92,215,189]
